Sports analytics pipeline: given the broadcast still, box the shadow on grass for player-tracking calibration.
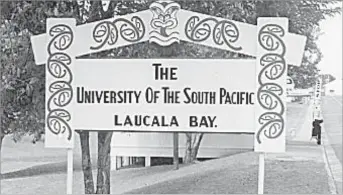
[0,161,97,180]
[0,151,249,181]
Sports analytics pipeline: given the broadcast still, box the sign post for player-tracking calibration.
[255,17,289,194]
[258,153,265,194]
[45,18,76,194]
[173,133,179,170]
[67,148,73,194]
[313,78,323,119]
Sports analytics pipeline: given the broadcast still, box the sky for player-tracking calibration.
[316,2,342,94]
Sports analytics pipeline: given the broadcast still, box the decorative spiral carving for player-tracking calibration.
[46,24,73,141]
[48,24,73,55]
[256,112,284,144]
[259,53,286,82]
[257,83,284,114]
[185,16,242,51]
[47,81,73,110]
[258,24,285,56]
[91,21,118,49]
[256,23,286,144]
[47,109,72,140]
[90,16,145,50]
[186,17,213,41]
[47,53,72,83]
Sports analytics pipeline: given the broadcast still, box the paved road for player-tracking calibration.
[321,95,343,164]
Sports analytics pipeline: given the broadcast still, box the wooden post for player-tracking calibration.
[258,153,265,194]
[67,148,73,194]
[173,133,179,170]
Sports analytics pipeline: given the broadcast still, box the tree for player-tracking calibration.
[183,133,204,163]
[0,2,45,152]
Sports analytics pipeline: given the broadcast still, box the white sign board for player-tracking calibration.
[313,78,323,119]
[314,78,322,102]
[73,59,255,133]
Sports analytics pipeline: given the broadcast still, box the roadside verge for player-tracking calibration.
[322,125,343,194]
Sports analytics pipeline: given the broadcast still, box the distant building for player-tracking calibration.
[324,79,342,95]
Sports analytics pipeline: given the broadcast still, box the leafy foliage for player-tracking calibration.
[0,13,45,142]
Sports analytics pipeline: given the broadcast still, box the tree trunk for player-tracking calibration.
[96,131,113,194]
[183,133,193,163]
[0,110,7,154]
[77,130,95,194]
[0,134,4,154]
[0,132,2,191]
[183,133,204,164]
[191,133,204,160]
[0,118,7,154]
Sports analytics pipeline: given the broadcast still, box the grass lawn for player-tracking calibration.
[126,160,329,194]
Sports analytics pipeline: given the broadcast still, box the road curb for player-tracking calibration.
[322,125,342,194]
